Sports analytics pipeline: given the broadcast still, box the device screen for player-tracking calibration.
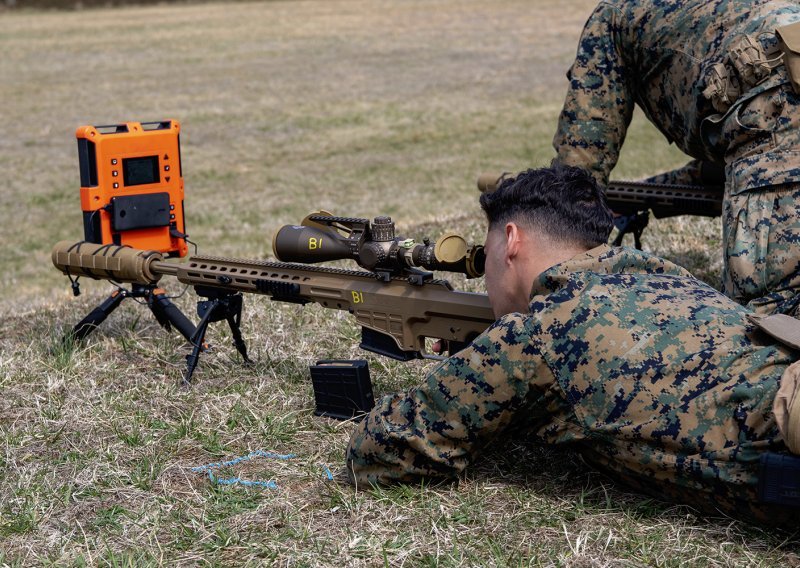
[123,155,160,186]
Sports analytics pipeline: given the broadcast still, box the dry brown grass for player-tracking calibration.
[0,0,794,566]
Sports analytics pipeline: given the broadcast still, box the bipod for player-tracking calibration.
[183,286,251,385]
[613,210,649,250]
[68,283,196,344]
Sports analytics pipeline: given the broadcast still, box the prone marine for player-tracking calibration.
[552,0,800,316]
[346,164,800,524]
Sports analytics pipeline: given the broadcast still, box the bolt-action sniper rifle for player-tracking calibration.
[52,213,494,383]
[477,174,725,249]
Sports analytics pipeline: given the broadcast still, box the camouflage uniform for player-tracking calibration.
[347,246,798,521]
[552,0,800,316]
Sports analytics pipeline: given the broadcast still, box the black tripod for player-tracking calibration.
[68,283,250,385]
[183,286,251,384]
[68,283,197,345]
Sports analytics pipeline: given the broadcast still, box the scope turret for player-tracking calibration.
[272,213,485,281]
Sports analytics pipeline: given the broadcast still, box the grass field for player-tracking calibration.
[1,0,797,565]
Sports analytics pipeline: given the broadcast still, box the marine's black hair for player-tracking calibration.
[479,162,613,248]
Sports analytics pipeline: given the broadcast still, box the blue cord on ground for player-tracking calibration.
[191,449,334,488]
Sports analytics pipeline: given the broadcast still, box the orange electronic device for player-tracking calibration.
[77,120,188,257]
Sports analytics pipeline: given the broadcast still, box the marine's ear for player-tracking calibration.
[503,222,523,261]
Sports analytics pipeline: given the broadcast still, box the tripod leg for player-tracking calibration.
[68,290,125,343]
[149,288,197,343]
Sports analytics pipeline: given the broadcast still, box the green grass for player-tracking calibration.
[0,0,794,565]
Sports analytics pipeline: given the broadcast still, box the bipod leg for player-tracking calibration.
[225,294,251,364]
[184,298,220,385]
[68,289,126,344]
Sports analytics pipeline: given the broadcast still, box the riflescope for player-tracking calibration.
[272,212,485,280]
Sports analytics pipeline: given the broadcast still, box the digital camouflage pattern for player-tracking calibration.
[347,246,798,521]
[552,0,800,315]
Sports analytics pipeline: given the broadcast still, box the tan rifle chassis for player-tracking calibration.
[52,240,495,362]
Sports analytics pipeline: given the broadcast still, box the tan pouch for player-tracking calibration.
[749,313,800,350]
[751,313,800,454]
[702,63,741,113]
[774,359,800,454]
[730,34,775,86]
[777,21,800,94]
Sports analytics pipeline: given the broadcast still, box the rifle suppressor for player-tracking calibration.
[52,240,164,284]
